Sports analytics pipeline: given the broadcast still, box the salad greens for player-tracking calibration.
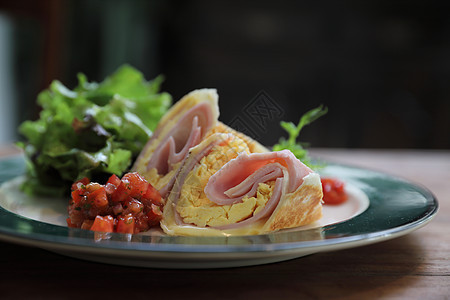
[17,65,172,196]
[272,105,328,167]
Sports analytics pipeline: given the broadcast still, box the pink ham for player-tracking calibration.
[144,101,214,174]
[146,115,202,175]
[133,100,216,198]
[205,150,313,204]
[202,150,312,229]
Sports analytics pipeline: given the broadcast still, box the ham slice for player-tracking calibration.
[205,150,312,205]
[145,103,210,174]
[203,150,313,230]
[132,89,219,198]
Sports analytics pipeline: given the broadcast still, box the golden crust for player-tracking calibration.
[262,173,323,233]
[209,122,269,153]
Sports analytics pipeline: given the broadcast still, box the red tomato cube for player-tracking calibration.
[71,189,84,206]
[71,177,90,191]
[87,186,108,208]
[110,180,129,203]
[106,174,121,187]
[142,184,163,207]
[146,204,162,226]
[90,215,114,232]
[116,214,135,234]
[121,172,149,199]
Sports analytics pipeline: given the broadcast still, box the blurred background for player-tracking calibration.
[0,0,448,149]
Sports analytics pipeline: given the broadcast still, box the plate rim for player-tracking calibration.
[0,154,439,264]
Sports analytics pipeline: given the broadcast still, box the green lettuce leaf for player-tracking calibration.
[17,64,171,197]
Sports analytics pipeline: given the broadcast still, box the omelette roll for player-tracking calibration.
[132,88,268,198]
[161,133,323,236]
[132,89,220,197]
[211,121,269,154]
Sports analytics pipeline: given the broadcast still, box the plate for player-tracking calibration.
[0,154,438,268]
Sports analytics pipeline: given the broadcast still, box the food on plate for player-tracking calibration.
[132,88,267,198]
[131,88,219,197]
[67,172,163,234]
[321,178,348,205]
[68,88,328,235]
[211,121,269,154]
[11,63,333,236]
[17,65,171,197]
[160,133,323,236]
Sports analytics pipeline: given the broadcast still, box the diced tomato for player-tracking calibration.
[142,184,163,207]
[106,174,121,187]
[71,177,90,191]
[71,189,84,206]
[90,215,114,232]
[112,203,123,215]
[104,183,116,195]
[146,204,162,226]
[116,214,135,234]
[121,172,149,198]
[321,178,348,205]
[68,172,163,234]
[81,219,94,230]
[124,198,144,215]
[86,186,108,208]
[110,180,129,203]
[66,217,77,228]
[134,215,150,232]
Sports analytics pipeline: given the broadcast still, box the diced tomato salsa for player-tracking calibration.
[321,177,348,205]
[67,172,164,234]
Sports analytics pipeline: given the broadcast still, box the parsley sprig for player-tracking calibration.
[272,105,327,167]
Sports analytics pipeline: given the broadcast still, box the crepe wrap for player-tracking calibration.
[160,133,323,236]
[132,89,267,198]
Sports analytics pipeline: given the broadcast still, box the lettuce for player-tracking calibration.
[17,65,172,197]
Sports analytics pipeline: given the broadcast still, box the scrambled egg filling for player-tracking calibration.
[176,139,276,227]
[142,161,182,191]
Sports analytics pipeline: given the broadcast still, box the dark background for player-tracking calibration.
[1,0,449,149]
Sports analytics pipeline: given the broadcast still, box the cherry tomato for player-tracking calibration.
[321,178,348,205]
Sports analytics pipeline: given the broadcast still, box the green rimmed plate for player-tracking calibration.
[0,154,438,268]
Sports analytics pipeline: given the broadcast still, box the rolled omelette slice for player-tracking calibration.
[132,89,268,198]
[211,121,269,154]
[132,89,219,197]
[160,133,323,236]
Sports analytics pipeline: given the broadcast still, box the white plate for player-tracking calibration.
[0,156,438,268]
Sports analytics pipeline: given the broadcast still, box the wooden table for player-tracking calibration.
[0,147,448,299]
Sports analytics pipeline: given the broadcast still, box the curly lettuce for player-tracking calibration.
[17,65,172,196]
